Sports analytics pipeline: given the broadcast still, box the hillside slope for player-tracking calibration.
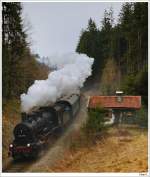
[48,126,148,172]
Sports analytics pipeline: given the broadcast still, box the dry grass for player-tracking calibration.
[2,99,21,168]
[48,126,148,172]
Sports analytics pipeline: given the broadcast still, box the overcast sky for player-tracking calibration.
[22,2,123,57]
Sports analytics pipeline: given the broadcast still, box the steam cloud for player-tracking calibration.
[21,53,94,113]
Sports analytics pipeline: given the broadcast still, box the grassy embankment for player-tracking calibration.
[46,106,148,173]
[2,99,21,167]
[48,125,148,172]
[2,65,50,168]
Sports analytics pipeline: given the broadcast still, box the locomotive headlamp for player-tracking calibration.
[9,144,13,148]
[27,143,30,147]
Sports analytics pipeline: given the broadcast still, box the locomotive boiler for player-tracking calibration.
[8,94,80,160]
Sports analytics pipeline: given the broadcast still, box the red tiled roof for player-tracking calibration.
[88,96,141,109]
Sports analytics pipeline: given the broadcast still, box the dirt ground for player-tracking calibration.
[2,99,21,169]
[46,126,148,173]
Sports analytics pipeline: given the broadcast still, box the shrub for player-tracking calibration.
[69,108,108,152]
[136,106,148,128]
[83,107,107,135]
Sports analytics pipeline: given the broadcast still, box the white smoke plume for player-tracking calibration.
[21,53,94,113]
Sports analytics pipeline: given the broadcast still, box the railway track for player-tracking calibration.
[3,117,79,173]
[3,83,100,172]
[3,160,34,172]
[3,136,57,172]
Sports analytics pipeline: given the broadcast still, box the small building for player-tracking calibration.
[87,93,141,124]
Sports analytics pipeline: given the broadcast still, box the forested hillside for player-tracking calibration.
[2,2,49,166]
[2,2,49,105]
[76,2,148,106]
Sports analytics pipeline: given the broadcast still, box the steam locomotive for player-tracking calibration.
[8,94,80,160]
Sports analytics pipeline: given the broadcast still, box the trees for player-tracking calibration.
[121,68,148,106]
[119,2,148,74]
[100,58,120,95]
[76,2,148,106]
[76,8,114,78]
[76,18,101,77]
[118,3,148,107]
[2,2,49,101]
[2,2,27,98]
[100,8,114,61]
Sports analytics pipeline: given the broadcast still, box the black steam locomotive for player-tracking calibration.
[8,94,80,160]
